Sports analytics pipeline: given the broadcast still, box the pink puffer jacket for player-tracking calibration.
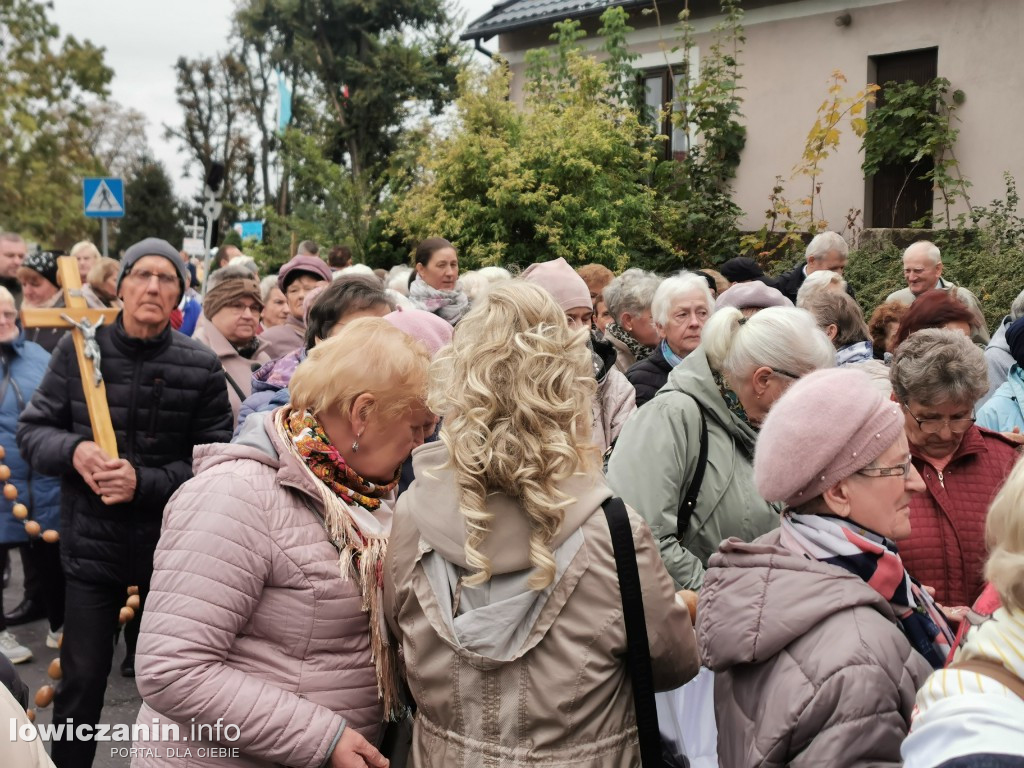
[132,412,384,768]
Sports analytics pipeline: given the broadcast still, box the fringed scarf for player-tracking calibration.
[408,276,470,325]
[605,322,653,363]
[276,407,405,719]
[780,511,956,669]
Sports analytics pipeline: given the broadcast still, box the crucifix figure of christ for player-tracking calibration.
[20,256,120,458]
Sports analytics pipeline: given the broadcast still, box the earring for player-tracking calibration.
[351,440,359,452]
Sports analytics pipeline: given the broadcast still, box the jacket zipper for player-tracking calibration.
[147,379,165,437]
[126,357,142,464]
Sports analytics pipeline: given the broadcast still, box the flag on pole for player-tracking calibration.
[277,70,292,133]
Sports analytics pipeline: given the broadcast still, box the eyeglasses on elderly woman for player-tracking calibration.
[901,402,975,434]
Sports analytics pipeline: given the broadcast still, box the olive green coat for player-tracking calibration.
[606,348,779,590]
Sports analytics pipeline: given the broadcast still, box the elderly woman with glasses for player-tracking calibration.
[699,368,948,767]
[890,329,1020,612]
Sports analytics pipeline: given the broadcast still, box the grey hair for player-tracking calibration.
[259,275,279,303]
[0,232,24,245]
[890,328,987,406]
[796,270,847,308]
[651,272,715,326]
[603,268,662,324]
[1010,288,1024,321]
[387,266,413,296]
[478,266,512,283]
[333,263,377,282]
[903,240,941,265]
[802,290,869,349]
[805,231,849,263]
[228,255,259,276]
[0,286,15,306]
[296,239,320,256]
[702,306,836,380]
[207,264,257,292]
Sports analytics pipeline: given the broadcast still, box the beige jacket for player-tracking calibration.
[193,315,270,424]
[697,531,933,767]
[383,442,699,768]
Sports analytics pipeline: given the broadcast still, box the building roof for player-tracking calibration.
[462,0,648,40]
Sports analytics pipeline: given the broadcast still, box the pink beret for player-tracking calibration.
[521,257,592,312]
[715,281,792,311]
[754,368,905,508]
[384,308,453,359]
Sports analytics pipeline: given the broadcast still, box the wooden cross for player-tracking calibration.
[21,256,120,459]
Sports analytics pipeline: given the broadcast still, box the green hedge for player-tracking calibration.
[842,231,1024,332]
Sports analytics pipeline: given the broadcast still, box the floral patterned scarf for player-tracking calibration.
[781,511,956,669]
[277,407,404,719]
[713,369,755,430]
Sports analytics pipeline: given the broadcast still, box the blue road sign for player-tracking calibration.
[233,221,264,242]
[83,178,125,219]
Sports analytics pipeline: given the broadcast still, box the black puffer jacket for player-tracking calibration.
[16,315,232,587]
[626,343,673,407]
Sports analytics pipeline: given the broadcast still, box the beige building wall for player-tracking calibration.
[494,0,1024,233]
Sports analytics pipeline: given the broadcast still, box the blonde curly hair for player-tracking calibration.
[429,281,598,591]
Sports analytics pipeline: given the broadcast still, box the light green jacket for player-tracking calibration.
[606,348,779,590]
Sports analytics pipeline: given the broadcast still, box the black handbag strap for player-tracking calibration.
[223,369,247,402]
[602,497,663,768]
[677,395,708,540]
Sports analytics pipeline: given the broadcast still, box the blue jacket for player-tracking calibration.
[0,333,60,543]
[976,365,1024,434]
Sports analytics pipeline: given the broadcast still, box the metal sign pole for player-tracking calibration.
[101,220,109,258]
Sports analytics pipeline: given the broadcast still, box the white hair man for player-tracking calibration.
[979,287,1024,407]
[774,231,850,303]
[0,232,27,307]
[885,240,989,344]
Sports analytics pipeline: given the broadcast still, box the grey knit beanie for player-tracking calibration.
[116,238,188,300]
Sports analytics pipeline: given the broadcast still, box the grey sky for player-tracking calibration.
[49,0,496,201]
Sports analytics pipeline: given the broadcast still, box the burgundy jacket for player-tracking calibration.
[901,427,1018,608]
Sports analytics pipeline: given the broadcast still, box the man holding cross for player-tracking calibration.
[17,238,233,768]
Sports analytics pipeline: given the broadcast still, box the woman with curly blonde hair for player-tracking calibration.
[383,281,697,767]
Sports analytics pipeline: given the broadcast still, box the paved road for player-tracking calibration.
[5,548,142,768]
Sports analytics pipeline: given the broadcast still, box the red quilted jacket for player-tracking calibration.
[901,427,1019,608]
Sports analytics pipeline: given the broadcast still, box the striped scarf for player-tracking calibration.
[780,511,956,669]
[277,407,404,720]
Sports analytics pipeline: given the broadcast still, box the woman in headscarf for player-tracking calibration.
[17,251,65,353]
[699,368,950,766]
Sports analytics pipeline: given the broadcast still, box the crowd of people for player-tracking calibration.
[0,227,1021,767]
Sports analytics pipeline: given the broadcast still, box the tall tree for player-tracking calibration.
[0,0,112,246]
[236,0,463,201]
[114,161,185,253]
[81,99,152,181]
[165,54,253,233]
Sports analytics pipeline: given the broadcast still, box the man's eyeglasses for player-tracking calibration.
[126,270,178,289]
[902,403,975,434]
[857,459,912,478]
[0,311,17,322]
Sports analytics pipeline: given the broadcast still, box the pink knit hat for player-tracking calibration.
[521,257,592,312]
[384,308,453,359]
[754,368,905,508]
[715,281,792,311]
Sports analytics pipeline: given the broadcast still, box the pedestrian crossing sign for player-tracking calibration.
[83,177,125,218]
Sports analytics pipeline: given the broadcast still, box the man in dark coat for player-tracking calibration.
[774,230,853,303]
[17,238,232,768]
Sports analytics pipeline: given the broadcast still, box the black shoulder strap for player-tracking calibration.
[223,369,247,401]
[602,497,663,768]
[677,396,708,540]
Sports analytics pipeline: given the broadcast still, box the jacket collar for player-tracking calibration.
[196,314,268,362]
[109,312,172,359]
[910,424,988,469]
